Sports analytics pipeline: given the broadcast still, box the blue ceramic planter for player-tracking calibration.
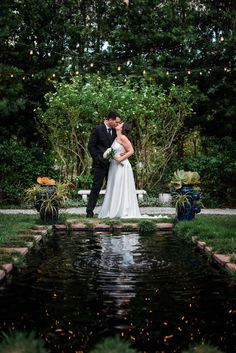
[173,185,201,221]
[34,185,58,224]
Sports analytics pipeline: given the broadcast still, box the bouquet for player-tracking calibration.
[103,147,124,165]
[103,147,116,161]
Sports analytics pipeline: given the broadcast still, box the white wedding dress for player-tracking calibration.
[99,140,141,218]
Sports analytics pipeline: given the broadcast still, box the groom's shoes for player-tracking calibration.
[86,211,94,218]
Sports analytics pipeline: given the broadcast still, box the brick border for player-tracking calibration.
[0,225,51,285]
[193,237,236,273]
[55,221,174,233]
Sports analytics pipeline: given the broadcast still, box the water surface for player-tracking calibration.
[0,231,236,353]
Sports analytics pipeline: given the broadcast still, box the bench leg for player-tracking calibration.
[82,195,88,202]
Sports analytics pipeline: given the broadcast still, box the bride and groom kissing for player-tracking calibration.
[86,111,141,219]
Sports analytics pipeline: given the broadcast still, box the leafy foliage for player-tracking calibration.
[182,343,224,353]
[164,137,236,207]
[0,141,57,204]
[138,219,156,233]
[0,0,235,206]
[37,74,194,188]
[0,330,49,353]
[90,336,139,353]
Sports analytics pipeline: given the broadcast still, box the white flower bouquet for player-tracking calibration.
[103,147,124,166]
[103,147,116,161]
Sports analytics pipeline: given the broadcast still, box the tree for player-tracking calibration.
[37,74,194,188]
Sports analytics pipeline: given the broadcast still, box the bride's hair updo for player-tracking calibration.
[122,123,132,140]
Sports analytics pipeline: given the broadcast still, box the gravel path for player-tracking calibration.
[0,207,236,215]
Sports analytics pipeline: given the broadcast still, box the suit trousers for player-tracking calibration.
[86,164,109,214]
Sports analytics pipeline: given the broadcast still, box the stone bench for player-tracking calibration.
[78,189,147,202]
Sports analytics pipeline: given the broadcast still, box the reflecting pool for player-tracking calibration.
[0,230,236,353]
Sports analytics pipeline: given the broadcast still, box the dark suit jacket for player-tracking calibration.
[88,123,116,167]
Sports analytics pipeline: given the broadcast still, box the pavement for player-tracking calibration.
[0,207,236,215]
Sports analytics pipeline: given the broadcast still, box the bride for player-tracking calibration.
[98,122,141,218]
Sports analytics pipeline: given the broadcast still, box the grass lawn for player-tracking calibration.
[0,214,41,267]
[175,215,236,254]
[0,214,40,243]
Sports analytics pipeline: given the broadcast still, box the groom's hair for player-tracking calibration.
[107,111,121,120]
[122,123,132,140]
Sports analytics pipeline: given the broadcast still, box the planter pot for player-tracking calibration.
[173,185,201,221]
[40,206,58,224]
[34,185,58,224]
[158,193,172,204]
[176,203,195,221]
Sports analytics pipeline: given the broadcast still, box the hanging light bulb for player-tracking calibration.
[166,71,169,76]
[117,66,121,71]
[52,73,56,78]
[29,49,33,55]
[187,70,191,75]
[143,70,146,75]
[220,36,224,42]
[90,63,94,67]
[75,71,79,75]
[199,71,203,75]
[10,74,14,78]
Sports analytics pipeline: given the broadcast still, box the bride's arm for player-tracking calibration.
[114,136,134,162]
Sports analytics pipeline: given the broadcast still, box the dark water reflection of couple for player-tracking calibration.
[97,233,140,318]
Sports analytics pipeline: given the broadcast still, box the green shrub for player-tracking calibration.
[0,331,49,353]
[164,137,236,207]
[182,343,224,353]
[138,219,156,233]
[0,140,57,205]
[90,336,139,353]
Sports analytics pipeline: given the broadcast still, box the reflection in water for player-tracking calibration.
[0,231,236,353]
[98,234,139,319]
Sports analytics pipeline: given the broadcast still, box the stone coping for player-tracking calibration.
[0,226,49,285]
[54,221,174,232]
[193,237,236,272]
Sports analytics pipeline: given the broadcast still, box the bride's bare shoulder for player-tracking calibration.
[120,135,130,143]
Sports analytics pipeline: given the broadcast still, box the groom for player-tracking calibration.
[86,111,122,218]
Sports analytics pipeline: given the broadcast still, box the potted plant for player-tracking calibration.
[24,177,70,224]
[169,169,202,221]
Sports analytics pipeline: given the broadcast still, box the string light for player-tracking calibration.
[0,63,233,82]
